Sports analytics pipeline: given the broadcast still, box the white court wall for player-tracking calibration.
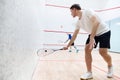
[0,0,44,80]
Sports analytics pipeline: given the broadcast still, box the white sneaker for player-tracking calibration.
[80,72,93,80]
[107,66,113,78]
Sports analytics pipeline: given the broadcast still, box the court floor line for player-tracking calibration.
[38,59,120,80]
[33,51,120,80]
[93,65,120,80]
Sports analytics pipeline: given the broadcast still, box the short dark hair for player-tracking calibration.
[70,4,81,10]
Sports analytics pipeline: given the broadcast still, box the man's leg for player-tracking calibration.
[80,44,93,79]
[85,44,93,72]
[99,48,113,78]
[99,48,112,66]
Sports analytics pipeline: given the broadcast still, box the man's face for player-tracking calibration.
[70,8,77,18]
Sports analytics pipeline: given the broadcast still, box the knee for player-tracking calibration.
[99,48,108,56]
[85,45,92,54]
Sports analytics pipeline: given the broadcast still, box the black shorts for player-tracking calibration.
[86,31,111,48]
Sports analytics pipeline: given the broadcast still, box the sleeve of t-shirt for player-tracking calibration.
[85,10,95,19]
[86,9,101,22]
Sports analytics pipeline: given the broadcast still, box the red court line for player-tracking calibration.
[38,52,120,79]
[38,59,120,79]
[39,59,83,62]
[95,6,120,12]
[43,43,66,46]
[93,65,120,80]
[43,29,88,34]
[45,4,69,9]
[45,4,120,12]
[43,43,85,47]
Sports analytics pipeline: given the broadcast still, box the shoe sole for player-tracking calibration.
[107,76,113,78]
[80,77,93,80]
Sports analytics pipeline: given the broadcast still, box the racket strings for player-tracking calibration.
[37,49,54,57]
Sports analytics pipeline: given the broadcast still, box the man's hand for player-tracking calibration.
[63,47,68,50]
[89,38,95,49]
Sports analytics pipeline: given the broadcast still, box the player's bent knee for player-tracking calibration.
[85,45,92,54]
[99,48,107,53]
[99,48,108,55]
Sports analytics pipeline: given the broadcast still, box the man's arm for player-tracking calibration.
[89,15,100,49]
[90,15,100,39]
[66,29,79,49]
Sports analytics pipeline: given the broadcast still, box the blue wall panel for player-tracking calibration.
[108,17,120,53]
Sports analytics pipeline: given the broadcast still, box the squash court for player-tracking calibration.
[32,50,120,80]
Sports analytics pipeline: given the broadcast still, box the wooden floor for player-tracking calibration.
[32,50,120,80]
